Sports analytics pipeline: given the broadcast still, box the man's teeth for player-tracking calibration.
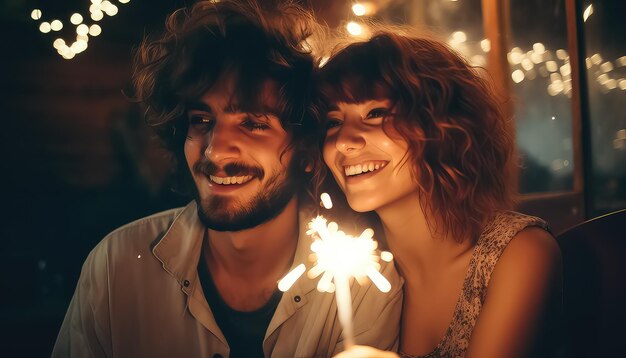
[209,175,253,185]
[344,162,387,176]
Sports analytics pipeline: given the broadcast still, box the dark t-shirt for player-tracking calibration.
[198,255,283,358]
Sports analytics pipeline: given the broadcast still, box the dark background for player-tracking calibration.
[1,2,187,356]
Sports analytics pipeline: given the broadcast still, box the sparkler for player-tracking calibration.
[278,194,393,349]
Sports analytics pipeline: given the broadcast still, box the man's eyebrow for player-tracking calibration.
[186,101,212,113]
[236,103,280,118]
[186,101,279,117]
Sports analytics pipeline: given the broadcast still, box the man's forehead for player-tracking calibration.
[197,78,280,114]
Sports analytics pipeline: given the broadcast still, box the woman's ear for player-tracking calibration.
[305,162,313,173]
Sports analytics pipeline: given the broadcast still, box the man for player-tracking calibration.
[52,1,402,357]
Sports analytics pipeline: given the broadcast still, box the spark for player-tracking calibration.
[320,193,333,209]
[583,4,593,22]
[278,194,392,349]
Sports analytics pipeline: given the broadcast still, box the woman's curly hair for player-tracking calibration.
[318,32,518,243]
[131,0,324,201]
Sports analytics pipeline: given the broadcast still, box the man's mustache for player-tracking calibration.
[193,160,264,180]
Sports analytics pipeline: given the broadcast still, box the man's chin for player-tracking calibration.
[194,164,301,232]
[195,193,293,232]
[195,199,250,231]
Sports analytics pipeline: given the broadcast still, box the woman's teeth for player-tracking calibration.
[344,162,387,177]
[209,175,253,185]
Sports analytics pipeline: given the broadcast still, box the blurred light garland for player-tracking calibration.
[30,0,131,60]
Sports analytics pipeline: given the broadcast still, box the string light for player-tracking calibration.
[451,31,467,43]
[512,70,525,83]
[470,54,486,67]
[546,61,558,72]
[352,3,367,16]
[50,20,63,31]
[530,51,544,64]
[600,61,614,73]
[346,21,363,36]
[508,47,524,65]
[31,9,42,20]
[53,39,65,49]
[508,42,623,97]
[522,58,534,71]
[91,11,104,21]
[76,24,89,36]
[591,53,603,65]
[89,24,102,36]
[39,22,51,33]
[70,13,83,25]
[30,0,131,59]
[70,40,88,54]
[605,79,617,90]
[480,39,491,52]
[104,4,119,16]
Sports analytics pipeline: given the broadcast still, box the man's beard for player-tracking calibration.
[193,159,301,232]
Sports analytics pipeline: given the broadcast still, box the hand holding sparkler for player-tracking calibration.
[332,345,400,358]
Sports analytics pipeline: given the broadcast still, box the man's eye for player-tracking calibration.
[186,114,214,139]
[242,118,270,131]
[366,108,391,119]
[188,115,214,131]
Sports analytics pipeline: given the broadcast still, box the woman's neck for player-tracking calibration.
[376,192,473,277]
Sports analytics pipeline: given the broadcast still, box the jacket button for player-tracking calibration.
[294,295,301,302]
[213,354,223,358]
[183,280,190,287]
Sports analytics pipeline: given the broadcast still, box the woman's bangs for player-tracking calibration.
[319,39,398,104]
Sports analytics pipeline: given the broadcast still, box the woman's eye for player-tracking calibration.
[325,118,342,130]
[366,107,391,119]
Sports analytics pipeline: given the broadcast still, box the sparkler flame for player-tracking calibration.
[278,194,393,349]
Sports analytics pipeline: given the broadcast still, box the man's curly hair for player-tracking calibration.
[132,0,323,201]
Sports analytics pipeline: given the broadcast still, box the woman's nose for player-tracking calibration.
[335,122,366,154]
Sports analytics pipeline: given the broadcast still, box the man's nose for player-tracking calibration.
[204,121,241,163]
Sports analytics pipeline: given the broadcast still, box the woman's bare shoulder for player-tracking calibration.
[498,225,562,274]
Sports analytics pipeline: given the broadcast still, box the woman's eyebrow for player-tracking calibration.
[327,104,340,111]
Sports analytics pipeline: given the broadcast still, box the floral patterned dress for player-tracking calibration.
[400,211,550,358]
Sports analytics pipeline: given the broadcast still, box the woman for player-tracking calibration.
[318,32,562,357]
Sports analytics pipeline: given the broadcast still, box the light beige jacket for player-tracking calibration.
[52,202,403,358]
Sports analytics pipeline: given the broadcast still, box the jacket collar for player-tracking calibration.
[151,201,323,341]
[151,201,320,297]
[265,207,321,338]
[152,201,205,293]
